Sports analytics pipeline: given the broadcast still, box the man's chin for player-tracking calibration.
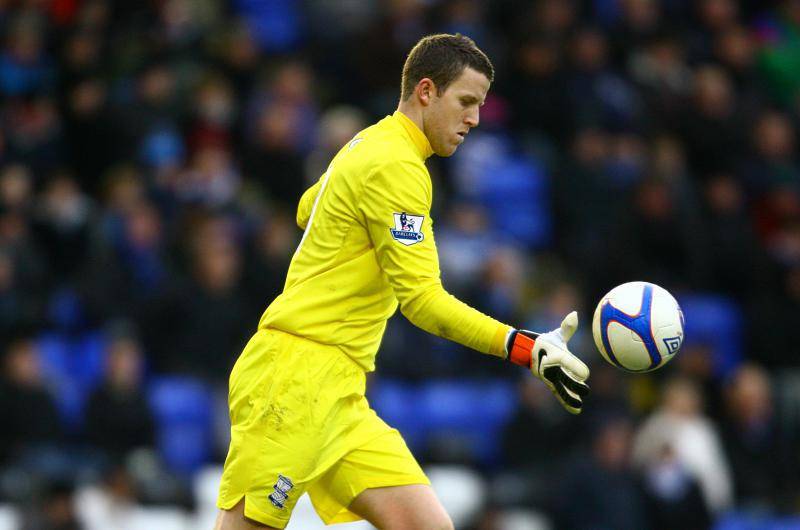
[434,145,459,157]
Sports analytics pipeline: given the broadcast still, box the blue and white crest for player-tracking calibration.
[390,212,425,246]
[268,474,294,509]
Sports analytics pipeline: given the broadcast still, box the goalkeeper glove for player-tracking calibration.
[506,311,590,414]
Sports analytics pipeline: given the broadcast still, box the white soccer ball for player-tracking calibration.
[592,281,685,372]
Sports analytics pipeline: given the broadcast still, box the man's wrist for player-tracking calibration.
[506,329,536,368]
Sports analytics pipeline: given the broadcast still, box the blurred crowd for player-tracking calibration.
[1,0,800,528]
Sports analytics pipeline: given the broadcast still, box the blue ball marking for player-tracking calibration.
[599,283,662,371]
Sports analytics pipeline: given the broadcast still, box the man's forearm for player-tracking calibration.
[399,282,511,357]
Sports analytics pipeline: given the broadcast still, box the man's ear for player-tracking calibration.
[416,78,436,106]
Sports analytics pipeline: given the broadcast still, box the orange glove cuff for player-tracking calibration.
[508,331,535,368]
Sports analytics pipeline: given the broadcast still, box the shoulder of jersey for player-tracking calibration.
[341,120,420,169]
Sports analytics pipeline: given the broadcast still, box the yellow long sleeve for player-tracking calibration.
[360,159,510,357]
[259,111,510,370]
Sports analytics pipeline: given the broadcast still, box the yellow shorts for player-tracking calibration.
[217,328,429,528]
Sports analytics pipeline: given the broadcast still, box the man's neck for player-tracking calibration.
[396,101,424,134]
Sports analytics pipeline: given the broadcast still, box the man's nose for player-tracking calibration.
[465,109,479,128]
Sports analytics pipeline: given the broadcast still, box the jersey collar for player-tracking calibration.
[393,111,434,160]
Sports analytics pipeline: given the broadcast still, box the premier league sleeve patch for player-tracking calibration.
[390,212,425,246]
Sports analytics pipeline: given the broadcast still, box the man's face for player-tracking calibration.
[423,67,490,157]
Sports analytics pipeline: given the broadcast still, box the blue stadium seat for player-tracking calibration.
[367,379,425,451]
[148,376,215,475]
[477,155,551,249]
[714,511,800,530]
[37,331,107,430]
[420,380,517,467]
[679,294,743,378]
[235,0,303,53]
[73,332,106,387]
[370,379,518,466]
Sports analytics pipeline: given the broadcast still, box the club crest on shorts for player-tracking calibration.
[268,474,294,509]
[390,212,425,246]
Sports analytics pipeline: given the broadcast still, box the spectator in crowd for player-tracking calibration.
[751,264,800,367]
[62,76,115,194]
[243,61,317,205]
[633,376,733,515]
[507,35,570,143]
[304,105,368,187]
[82,195,168,325]
[555,414,647,530]
[5,96,64,176]
[629,33,692,131]
[75,464,138,530]
[742,110,800,198]
[554,127,618,271]
[639,443,712,530]
[720,362,799,511]
[502,375,582,508]
[0,13,53,97]
[32,172,93,285]
[689,0,741,62]
[701,173,766,299]
[84,325,155,462]
[21,479,83,530]
[0,333,62,466]
[679,65,748,177]
[142,214,250,383]
[607,175,708,290]
[242,210,297,316]
[713,24,763,111]
[436,201,495,297]
[566,26,642,132]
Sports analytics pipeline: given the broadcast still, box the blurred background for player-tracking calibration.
[0,0,799,529]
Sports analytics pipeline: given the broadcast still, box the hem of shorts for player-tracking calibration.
[218,493,290,529]
[316,476,432,525]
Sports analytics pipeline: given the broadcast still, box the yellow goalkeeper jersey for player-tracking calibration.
[259,110,511,371]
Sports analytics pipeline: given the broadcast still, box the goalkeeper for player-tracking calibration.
[215,33,590,530]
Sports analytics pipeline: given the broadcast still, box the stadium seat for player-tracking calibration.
[37,331,107,430]
[148,376,214,475]
[714,511,800,530]
[73,332,107,386]
[477,155,552,249]
[420,379,517,467]
[370,378,517,467]
[679,294,744,378]
[366,379,426,451]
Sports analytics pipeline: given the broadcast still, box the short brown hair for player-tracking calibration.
[401,33,494,101]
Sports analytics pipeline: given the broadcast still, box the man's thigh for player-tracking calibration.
[348,484,453,530]
[307,428,434,526]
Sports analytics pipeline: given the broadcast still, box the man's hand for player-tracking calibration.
[506,311,590,414]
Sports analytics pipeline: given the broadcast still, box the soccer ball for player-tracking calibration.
[592,281,684,372]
